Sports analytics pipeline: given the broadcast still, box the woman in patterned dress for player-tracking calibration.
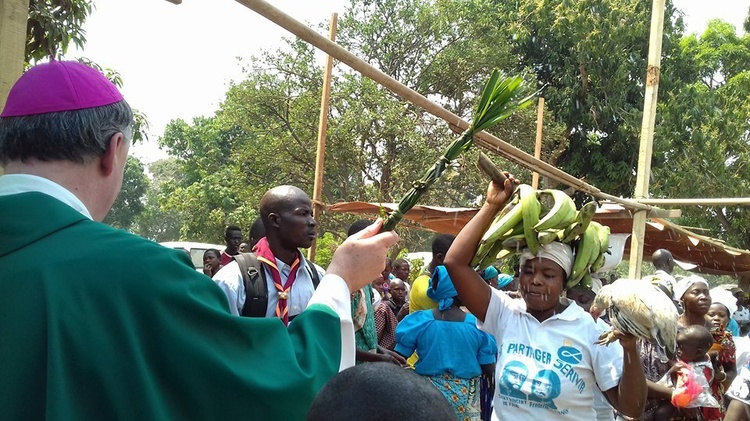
[395,266,497,421]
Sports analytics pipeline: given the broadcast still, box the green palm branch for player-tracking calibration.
[381,70,535,232]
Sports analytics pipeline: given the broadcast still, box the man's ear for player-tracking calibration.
[100,133,125,177]
[435,253,445,264]
[268,212,281,229]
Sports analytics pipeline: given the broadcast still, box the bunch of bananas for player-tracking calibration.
[471,184,610,289]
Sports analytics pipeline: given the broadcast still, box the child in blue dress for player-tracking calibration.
[396,266,497,421]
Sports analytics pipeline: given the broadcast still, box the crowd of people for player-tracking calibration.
[6,60,750,421]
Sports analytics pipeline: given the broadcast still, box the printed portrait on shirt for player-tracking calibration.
[528,369,561,409]
[499,360,529,399]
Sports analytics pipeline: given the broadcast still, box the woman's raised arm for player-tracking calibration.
[444,177,516,322]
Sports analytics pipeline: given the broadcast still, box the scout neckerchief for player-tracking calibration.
[254,237,301,326]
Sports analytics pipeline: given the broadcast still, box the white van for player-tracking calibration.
[159,241,226,271]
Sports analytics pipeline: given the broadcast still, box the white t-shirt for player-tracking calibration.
[734,306,750,325]
[735,335,750,368]
[212,256,325,318]
[479,290,623,419]
[593,318,616,421]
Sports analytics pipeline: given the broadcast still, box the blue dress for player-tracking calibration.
[396,309,497,421]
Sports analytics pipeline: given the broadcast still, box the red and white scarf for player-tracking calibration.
[253,237,301,326]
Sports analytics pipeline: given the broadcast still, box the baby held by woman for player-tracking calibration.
[654,325,721,420]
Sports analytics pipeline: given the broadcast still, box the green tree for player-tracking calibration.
[103,156,148,230]
[26,0,92,63]
[135,158,183,242]
[488,0,687,196]
[157,117,253,242]
[651,20,750,248]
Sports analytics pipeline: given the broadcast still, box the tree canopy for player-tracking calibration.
[651,19,750,249]
[104,156,149,229]
[26,0,92,63]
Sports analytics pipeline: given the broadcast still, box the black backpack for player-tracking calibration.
[233,252,321,318]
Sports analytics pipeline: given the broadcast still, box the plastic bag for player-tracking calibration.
[657,361,719,408]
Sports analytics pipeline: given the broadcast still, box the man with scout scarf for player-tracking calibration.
[214,185,325,324]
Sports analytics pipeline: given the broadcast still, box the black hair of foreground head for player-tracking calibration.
[307,362,457,421]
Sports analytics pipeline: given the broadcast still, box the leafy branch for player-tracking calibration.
[381,70,535,231]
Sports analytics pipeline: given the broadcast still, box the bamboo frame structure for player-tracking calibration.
[233,0,673,217]
[637,198,750,206]
[629,0,666,279]
[308,13,338,263]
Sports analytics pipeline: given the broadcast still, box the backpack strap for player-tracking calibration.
[306,259,321,289]
[235,252,269,318]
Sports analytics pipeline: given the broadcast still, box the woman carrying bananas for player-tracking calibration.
[443,176,647,420]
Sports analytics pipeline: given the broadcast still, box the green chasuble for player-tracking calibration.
[0,192,341,420]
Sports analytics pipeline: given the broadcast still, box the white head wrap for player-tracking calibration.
[710,287,738,315]
[590,277,603,294]
[673,275,709,300]
[520,242,574,278]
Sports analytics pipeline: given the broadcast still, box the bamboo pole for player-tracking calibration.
[628,0,666,279]
[636,198,750,206]
[308,13,338,263]
[531,97,544,189]
[0,0,26,112]
[0,0,28,175]
[234,0,668,215]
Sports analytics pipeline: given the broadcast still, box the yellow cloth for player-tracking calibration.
[406,273,438,367]
[409,274,438,314]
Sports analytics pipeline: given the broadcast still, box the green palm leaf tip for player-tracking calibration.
[380,70,534,232]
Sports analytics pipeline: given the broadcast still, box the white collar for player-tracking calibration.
[0,174,93,220]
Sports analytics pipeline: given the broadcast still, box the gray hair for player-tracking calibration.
[0,100,133,165]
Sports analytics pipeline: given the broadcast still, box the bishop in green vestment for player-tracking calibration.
[0,60,399,420]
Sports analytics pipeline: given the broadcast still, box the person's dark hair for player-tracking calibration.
[225,225,242,238]
[248,218,265,248]
[204,249,221,260]
[0,101,133,165]
[346,219,372,237]
[679,325,714,349]
[431,234,455,256]
[567,284,595,301]
[307,362,455,421]
[393,258,408,268]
